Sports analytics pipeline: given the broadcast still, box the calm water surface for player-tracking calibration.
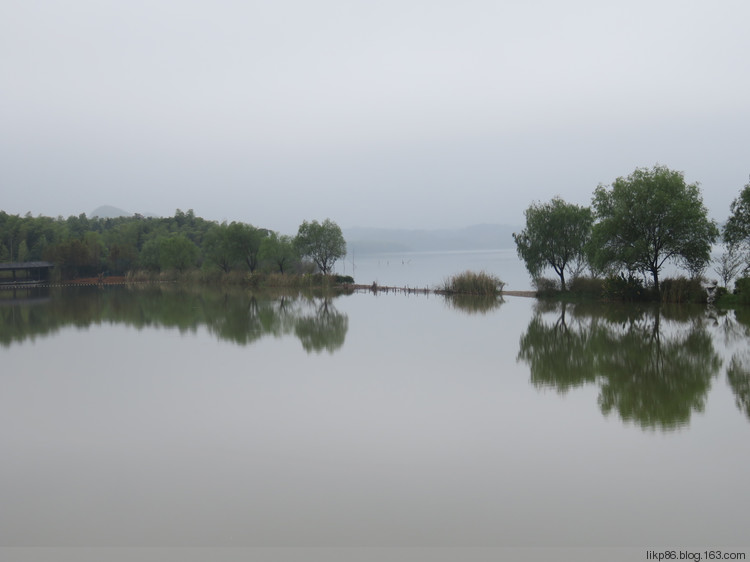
[1,284,749,550]
[336,248,532,291]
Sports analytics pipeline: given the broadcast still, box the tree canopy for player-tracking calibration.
[590,165,718,294]
[294,219,346,275]
[259,232,298,274]
[724,178,750,249]
[513,197,592,291]
[0,209,320,280]
[226,222,269,272]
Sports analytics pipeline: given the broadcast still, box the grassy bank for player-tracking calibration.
[534,275,724,305]
[534,274,750,307]
[120,270,356,292]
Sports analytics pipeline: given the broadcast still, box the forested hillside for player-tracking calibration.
[0,209,305,280]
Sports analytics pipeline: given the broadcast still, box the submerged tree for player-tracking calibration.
[590,165,718,295]
[513,197,592,291]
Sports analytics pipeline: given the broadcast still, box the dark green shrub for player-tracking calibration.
[568,276,605,297]
[602,273,647,301]
[532,276,559,296]
[734,277,750,304]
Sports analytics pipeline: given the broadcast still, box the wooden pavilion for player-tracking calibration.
[0,261,54,284]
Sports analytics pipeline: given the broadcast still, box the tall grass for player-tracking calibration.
[659,277,707,304]
[440,270,505,296]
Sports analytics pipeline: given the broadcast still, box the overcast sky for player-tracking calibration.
[2,0,749,234]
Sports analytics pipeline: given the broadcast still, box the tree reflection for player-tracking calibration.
[517,303,596,393]
[518,301,722,431]
[727,352,750,421]
[294,298,348,353]
[701,307,750,421]
[0,286,349,354]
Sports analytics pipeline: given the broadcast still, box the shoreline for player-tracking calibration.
[2,275,537,298]
[345,283,535,298]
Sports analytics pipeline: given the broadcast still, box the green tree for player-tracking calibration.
[107,242,138,274]
[259,232,297,273]
[513,197,592,291]
[30,233,50,261]
[204,222,235,273]
[227,222,268,272]
[65,213,90,239]
[294,219,346,275]
[83,231,106,273]
[139,237,163,271]
[590,165,718,295]
[161,235,199,272]
[17,240,29,262]
[724,178,750,251]
[43,239,93,279]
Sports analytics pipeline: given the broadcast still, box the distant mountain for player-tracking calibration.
[89,205,132,218]
[89,206,159,219]
[343,224,520,254]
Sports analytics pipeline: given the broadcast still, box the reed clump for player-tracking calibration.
[440,270,505,296]
[659,277,706,304]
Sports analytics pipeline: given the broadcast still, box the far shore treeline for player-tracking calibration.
[3,164,750,304]
[513,165,750,304]
[0,209,347,283]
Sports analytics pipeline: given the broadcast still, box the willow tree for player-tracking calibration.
[590,165,718,295]
[513,197,593,291]
[294,219,346,275]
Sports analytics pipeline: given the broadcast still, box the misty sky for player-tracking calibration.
[2,0,749,234]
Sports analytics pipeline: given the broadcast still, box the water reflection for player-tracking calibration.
[703,306,750,422]
[0,285,348,354]
[727,354,750,421]
[442,294,504,315]
[294,298,348,353]
[517,301,723,431]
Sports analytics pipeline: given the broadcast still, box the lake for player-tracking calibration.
[336,248,533,291]
[1,279,749,561]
